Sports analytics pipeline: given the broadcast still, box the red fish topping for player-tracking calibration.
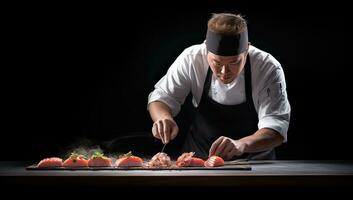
[115,151,143,167]
[176,152,205,167]
[88,152,113,167]
[37,157,63,168]
[63,153,89,167]
[204,156,225,167]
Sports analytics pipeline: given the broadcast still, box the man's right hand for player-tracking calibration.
[152,118,179,144]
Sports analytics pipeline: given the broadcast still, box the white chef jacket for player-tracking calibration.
[148,43,291,142]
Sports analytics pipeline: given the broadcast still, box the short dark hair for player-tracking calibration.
[208,13,248,35]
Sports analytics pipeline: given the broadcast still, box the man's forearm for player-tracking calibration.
[148,101,173,122]
[239,128,284,153]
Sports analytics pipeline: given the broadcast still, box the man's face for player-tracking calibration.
[207,50,248,84]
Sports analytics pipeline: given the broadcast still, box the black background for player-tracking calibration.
[2,1,352,161]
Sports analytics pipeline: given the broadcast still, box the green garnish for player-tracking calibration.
[91,151,107,159]
[119,151,133,158]
[69,152,86,160]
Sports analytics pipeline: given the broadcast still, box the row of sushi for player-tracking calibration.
[37,151,224,168]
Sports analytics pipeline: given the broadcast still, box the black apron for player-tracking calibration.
[181,55,275,160]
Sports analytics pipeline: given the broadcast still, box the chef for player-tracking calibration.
[147,13,290,160]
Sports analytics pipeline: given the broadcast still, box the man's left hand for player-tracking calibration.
[209,136,247,160]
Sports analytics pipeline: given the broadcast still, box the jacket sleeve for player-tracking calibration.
[147,51,192,116]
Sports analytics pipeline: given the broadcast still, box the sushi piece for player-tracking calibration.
[189,157,205,167]
[37,157,63,168]
[115,151,143,167]
[146,152,172,168]
[204,155,225,167]
[88,152,113,167]
[63,152,89,167]
[176,152,205,167]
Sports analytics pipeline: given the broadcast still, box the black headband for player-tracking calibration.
[206,30,248,56]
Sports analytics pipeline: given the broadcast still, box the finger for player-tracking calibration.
[226,148,239,161]
[170,124,178,140]
[209,137,224,157]
[214,137,229,157]
[219,142,233,158]
[152,124,160,139]
[157,121,165,144]
[163,120,170,144]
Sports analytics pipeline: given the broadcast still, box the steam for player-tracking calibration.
[61,137,103,159]
[58,137,132,162]
[67,146,103,159]
[53,132,160,161]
